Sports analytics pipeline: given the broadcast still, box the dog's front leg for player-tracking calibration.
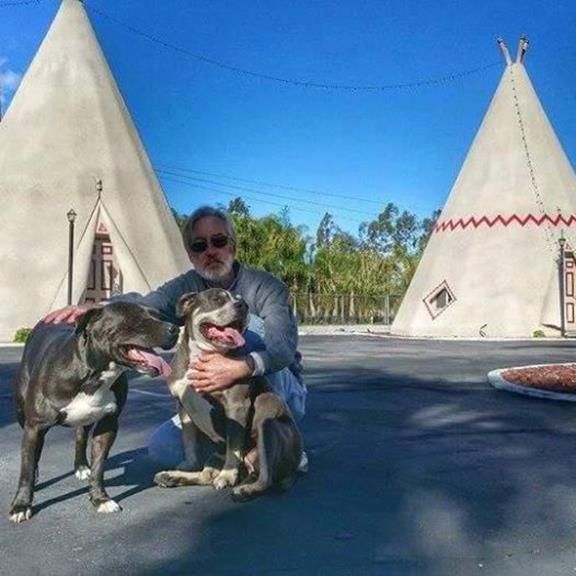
[213,400,251,490]
[177,403,205,471]
[9,424,47,523]
[89,416,121,513]
[74,425,93,480]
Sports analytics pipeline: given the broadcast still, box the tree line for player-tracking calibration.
[173,198,439,324]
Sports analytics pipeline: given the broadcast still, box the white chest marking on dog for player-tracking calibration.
[169,343,202,400]
[62,363,125,426]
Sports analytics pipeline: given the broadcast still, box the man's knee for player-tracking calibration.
[265,369,307,421]
[147,415,184,468]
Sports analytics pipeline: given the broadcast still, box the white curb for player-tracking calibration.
[488,364,576,402]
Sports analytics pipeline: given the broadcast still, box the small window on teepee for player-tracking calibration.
[424,281,456,319]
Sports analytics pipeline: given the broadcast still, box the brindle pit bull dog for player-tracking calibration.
[9,302,179,523]
[154,288,303,501]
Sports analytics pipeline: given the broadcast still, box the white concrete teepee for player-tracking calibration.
[392,38,576,338]
[0,0,190,341]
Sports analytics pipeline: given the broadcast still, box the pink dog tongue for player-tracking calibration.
[127,349,172,378]
[206,325,245,348]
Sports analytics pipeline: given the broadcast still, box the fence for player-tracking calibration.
[289,293,402,325]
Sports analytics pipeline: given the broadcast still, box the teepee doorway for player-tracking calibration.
[83,221,123,304]
[562,246,576,336]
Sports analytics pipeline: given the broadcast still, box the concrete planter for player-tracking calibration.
[488,363,576,402]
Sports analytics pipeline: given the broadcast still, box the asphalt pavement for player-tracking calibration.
[3,335,576,576]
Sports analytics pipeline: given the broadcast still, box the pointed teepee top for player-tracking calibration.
[497,35,529,66]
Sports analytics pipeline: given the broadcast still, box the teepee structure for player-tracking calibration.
[0,0,190,341]
[392,37,576,338]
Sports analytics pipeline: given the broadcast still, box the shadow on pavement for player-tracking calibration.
[32,448,154,516]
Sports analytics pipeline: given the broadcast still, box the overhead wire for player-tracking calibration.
[154,163,386,206]
[154,164,431,225]
[157,174,373,227]
[155,168,378,216]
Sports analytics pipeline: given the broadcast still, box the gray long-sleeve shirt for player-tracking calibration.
[120,262,302,378]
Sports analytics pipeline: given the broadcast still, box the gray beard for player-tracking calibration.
[196,259,235,286]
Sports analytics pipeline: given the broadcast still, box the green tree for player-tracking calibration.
[359,202,398,254]
[228,197,250,217]
[173,195,439,324]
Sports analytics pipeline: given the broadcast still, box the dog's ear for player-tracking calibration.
[176,292,199,319]
[75,307,104,335]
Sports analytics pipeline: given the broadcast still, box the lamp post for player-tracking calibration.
[559,232,567,337]
[67,209,77,306]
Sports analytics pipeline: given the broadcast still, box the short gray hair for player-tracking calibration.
[182,206,237,251]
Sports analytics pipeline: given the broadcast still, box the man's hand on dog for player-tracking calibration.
[188,353,252,393]
[43,304,95,324]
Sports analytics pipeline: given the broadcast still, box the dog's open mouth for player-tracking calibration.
[200,321,246,349]
[123,346,172,377]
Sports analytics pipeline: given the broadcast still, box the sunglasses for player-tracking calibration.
[189,234,232,254]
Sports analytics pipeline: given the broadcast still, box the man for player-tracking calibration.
[46,206,307,469]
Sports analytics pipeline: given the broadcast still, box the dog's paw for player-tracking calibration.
[9,504,33,524]
[232,480,269,502]
[213,469,239,490]
[231,486,254,502]
[154,471,180,488]
[96,499,122,514]
[75,465,91,481]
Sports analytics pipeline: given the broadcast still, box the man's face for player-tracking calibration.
[188,216,236,285]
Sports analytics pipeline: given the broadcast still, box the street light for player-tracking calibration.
[67,209,77,306]
[559,231,567,337]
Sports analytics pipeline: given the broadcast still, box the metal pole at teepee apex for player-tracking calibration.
[67,209,77,305]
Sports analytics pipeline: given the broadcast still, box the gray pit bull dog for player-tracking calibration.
[154,288,303,501]
[9,302,179,523]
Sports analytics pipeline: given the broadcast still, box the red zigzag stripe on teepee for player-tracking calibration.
[434,213,576,233]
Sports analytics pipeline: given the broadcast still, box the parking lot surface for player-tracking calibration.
[3,335,576,575]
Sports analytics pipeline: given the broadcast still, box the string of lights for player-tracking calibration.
[87,4,501,92]
[0,0,40,6]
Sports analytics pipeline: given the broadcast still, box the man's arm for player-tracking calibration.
[248,278,298,376]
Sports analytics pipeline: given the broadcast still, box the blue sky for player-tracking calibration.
[1,0,575,238]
